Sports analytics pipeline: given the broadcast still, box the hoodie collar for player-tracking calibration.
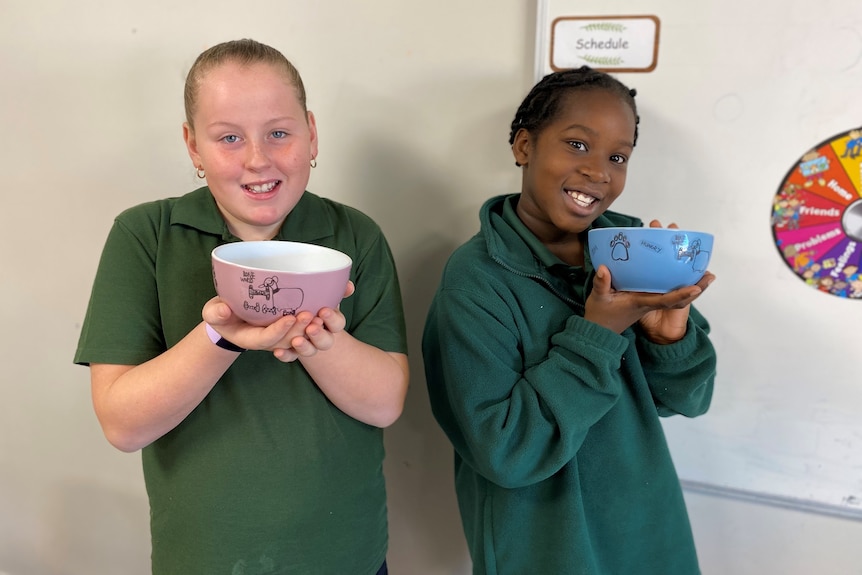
[482,194,588,275]
[481,193,642,278]
[500,194,572,270]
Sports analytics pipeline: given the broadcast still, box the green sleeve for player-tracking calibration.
[74,216,165,366]
[636,305,716,417]
[423,286,630,489]
[344,223,408,355]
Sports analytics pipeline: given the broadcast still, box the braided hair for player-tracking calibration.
[508,66,639,152]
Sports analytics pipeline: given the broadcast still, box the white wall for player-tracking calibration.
[1,1,861,574]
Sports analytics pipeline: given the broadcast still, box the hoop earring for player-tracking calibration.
[196,167,206,179]
[310,157,317,169]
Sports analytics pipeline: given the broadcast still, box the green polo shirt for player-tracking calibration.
[75,187,407,575]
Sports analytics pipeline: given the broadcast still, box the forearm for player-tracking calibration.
[91,322,239,452]
[637,317,716,416]
[425,312,629,488]
[300,331,408,428]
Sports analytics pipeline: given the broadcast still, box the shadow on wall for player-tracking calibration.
[349,131,472,572]
[307,0,535,546]
[46,479,150,575]
[388,238,471,573]
[342,79,523,572]
[0,470,149,575]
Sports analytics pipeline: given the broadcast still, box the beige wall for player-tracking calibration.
[2,1,861,573]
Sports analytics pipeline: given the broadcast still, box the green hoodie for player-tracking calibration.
[423,194,715,575]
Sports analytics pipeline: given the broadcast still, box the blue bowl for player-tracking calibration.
[588,227,714,293]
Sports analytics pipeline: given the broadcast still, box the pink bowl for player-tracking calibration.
[211,241,352,327]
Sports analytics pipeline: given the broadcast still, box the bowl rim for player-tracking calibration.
[211,240,353,274]
[588,226,714,238]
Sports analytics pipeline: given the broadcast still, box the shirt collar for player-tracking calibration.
[171,187,335,242]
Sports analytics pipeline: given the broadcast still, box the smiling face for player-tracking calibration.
[183,61,318,241]
[512,87,636,264]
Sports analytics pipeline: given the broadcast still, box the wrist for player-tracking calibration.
[204,322,246,353]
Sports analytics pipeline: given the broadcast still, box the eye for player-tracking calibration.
[610,154,627,165]
[568,141,587,151]
[221,134,239,144]
[271,130,288,139]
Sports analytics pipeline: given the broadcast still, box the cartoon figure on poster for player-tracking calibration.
[840,129,862,160]
[771,127,862,299]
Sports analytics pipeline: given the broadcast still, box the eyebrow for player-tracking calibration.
[206,116,301,130]
[562,123,634,150]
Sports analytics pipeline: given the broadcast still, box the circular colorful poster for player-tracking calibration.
[772,128,862,299]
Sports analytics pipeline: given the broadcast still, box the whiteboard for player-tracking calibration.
[537,0,862,519]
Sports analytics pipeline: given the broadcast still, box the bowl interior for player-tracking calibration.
[212,241,352,273]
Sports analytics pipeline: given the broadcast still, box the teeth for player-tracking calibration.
[567,190,596,207]
[246,182,277,193]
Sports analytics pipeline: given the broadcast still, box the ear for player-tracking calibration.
[183,122,202,169]
[306,110,319,160]
[512,127,532,167]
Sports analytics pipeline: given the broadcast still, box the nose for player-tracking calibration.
[579,160,610,183]
[245,140,271,171]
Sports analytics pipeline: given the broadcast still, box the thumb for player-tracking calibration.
[592,264,613,295]
[343,280,355,299]
[202,296,234,325]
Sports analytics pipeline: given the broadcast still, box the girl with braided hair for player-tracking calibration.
[423,66,717,574]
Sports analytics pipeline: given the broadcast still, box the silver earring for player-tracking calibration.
[196,167,206,179]
[310,157,317,169]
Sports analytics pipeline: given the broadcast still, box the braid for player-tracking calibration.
[508,66,639,149]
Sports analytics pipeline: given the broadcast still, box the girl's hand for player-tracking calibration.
[637,220,714,344]
[636,271,713,343]
[270,307,347,362]
[271,281,355,362]
[201,296,305,351]
[202,281,356,360]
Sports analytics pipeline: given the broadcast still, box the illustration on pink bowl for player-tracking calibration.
[588,227,714,293]
[211,241,353,327]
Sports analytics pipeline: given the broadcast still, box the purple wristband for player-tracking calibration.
[204,323,246,353]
